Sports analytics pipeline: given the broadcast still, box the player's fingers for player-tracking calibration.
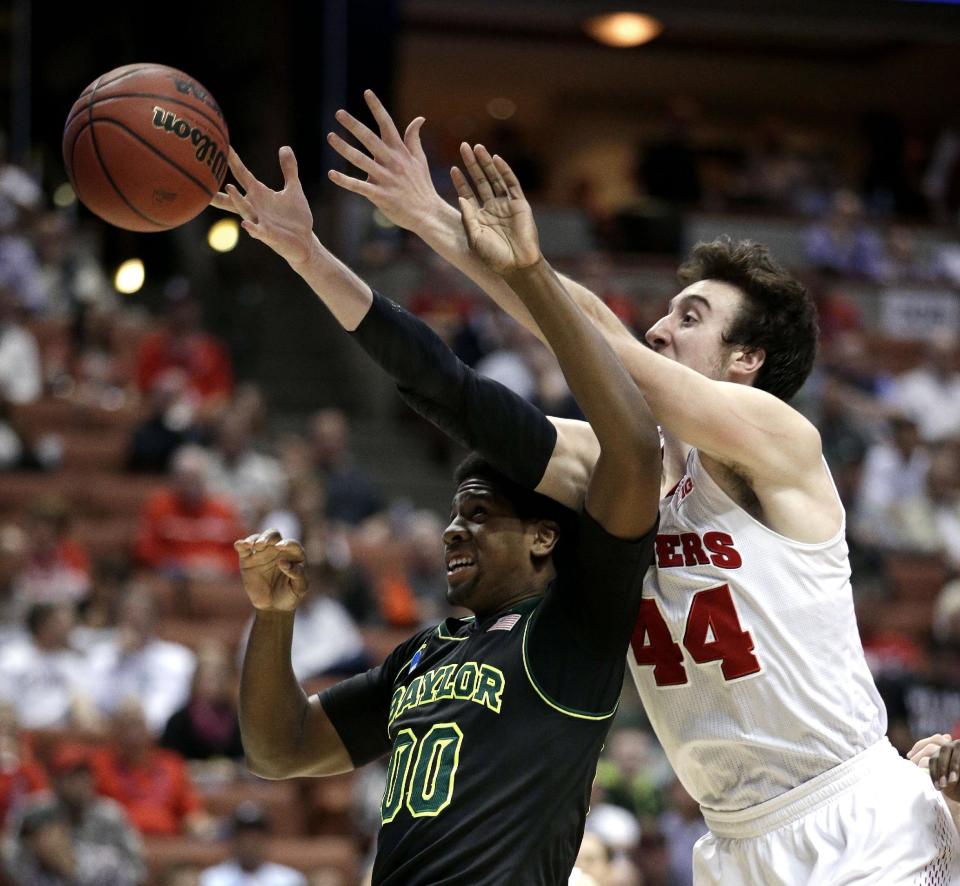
[225,184,257,223]
[228,147,259,193]
[210,192,240,214]
[459,143,494,202]
[278,146,301,191]
[364,89,403,145]
[450,166,477,203]
[909,734,950,762]
[492,154,525,201]
[327,169,377,199]
[403,117,427,162]
[252,529,282,552]
[327,132,377,176]
[234,532,261,553]
[334,109,382,157]
[474,144,509,199]
[275,539,305,561]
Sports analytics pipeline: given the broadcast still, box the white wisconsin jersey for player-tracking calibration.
[626,449,886,813]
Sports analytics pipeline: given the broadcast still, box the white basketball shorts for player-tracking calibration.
[693,738,959,885]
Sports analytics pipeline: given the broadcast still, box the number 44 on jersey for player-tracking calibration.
[631,584,762,686]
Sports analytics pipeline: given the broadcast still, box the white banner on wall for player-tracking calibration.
[879,288,960,338]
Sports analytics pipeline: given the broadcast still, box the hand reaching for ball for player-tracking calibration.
[212,147,319,270]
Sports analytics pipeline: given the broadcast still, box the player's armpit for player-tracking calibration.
[535,418,600,511]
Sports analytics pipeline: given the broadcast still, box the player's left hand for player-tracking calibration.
[922,736,960,802]
[452,144,542,276]
[211,147,318,270]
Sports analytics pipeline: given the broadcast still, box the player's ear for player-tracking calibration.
[530,520,560,558]
[729,345,765,382]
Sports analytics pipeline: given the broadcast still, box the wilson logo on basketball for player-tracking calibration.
[151,106,227,183]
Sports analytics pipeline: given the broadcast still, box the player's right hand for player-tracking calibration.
[235,530,307,612]
[922,736,960,802]
[211,147,319,270]
[327,89,440,232]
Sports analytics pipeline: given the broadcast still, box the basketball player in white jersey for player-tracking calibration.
[323,91,960,883]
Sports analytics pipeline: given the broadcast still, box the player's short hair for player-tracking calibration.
[26,602,58,637]
[678,237,818,401]
[453,453,577,561]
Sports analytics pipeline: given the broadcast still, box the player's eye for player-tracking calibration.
[681,313,697,325]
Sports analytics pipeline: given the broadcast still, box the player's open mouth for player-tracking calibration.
[446,555,476,580]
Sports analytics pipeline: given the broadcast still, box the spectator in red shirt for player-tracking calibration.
[89,699,212,837]
[134,445,245,577]
[134,278,233,420]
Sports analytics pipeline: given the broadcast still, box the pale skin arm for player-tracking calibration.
[328,92,825,496]
[454,147,660,538]
[236,529,352,779]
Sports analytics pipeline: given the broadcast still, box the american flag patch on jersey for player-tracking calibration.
[487,614,521,632]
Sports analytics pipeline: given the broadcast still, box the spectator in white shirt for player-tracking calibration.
[0,282,41,469]
[87,584,195,735]
[885,333,960,443]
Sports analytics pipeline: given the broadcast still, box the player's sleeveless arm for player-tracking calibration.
[350,290,556,491]
[318,628,434,767]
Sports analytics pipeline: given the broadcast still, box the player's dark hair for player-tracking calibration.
[453,453,577,563]
[678,237,818,401]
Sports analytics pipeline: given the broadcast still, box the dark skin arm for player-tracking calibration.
[236,529,352,778]
[453,148,660,538]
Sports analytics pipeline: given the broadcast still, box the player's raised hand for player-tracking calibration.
[452,144,541,276]
[212,147,318,269]
[327,89,439,231]
[926,736,960,802]
[235,530,307,612]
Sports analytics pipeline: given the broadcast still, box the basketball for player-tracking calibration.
[62,63,229,232]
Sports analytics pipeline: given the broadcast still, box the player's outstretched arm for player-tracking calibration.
[236,530,353,779]
[454,147,660,538]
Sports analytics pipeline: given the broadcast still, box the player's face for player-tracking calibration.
[645,280,747,381]
[443,479,538,614]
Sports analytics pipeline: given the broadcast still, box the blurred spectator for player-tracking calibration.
[87,583,196,735]
[658,779,707,886]
[594,727,666,819]
[135,278,233,418]
[889,445,960,567]
[733,117,810,212]
[11,495,91,616]
[852,414,930,548]
[89,699,212,837]
[160,863,203,886]
[0,703,48,829]
[39,743,146,882]
[0,136,42,232]
[127,371,205,473]
[134,444,245,576]
[805,190,884,280]
[2,795,139,885]
[883,332,960,444]
[0,602,99,730]
[922,126,960,224]
[0,281,42,470]
[877,225,940,285]
[633,826,671,886]
[474,313,539,402]
[207,409,288,529]
[572,832,614,886]
[814,380,871,506]
[200,801,306,886]
[161,643,244,762]
[877,638,960,755]
[638,98,703,207]
[31,212,114,319]
[402,510,448,623]
[309,409,382,526]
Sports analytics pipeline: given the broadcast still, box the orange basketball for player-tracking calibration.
[62,63,230,232]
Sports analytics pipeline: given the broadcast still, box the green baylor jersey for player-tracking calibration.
[320,510,655,885]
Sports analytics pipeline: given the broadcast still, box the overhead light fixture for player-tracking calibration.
[584,12,662,48]
[208,218,240,252]
[114,259,145,294]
